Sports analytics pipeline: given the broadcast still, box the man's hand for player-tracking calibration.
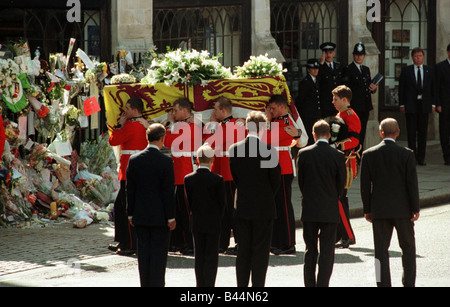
[411,212,420,222]
[364,213,372,223]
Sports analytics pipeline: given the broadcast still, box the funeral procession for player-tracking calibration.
[1,0,450,293]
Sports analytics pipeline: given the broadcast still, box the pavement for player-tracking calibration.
[0,140,449,285]
[292,140,450,223]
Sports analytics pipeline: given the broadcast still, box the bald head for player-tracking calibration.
[379,118,400,139]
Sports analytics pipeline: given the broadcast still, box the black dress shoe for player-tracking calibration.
[116,249,136,256]
[279,246,296,255]
[108,243,119,252]
[181,248,194,256]
[335,239,355,248]
[417,160,426,166]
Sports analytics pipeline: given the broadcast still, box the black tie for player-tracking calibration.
[417,66,423,94]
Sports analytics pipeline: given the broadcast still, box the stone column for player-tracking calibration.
[251,0,285,62]
[348,0,381,149]
[111,0,153,55]
[436,0,450,60]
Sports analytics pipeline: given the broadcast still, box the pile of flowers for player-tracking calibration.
[142,48,232,86]
[234,53,287,78]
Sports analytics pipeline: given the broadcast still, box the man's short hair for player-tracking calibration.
[379,118,400,137]
[127,97,144,114]
[173,97,193,113]
[246,111,268,134]
[447,43,450,52]
[313,120,330,139]
[196,144,214,164]
[268,94,288,107]
[146,123,166,142]
[411,47,425,57]
[215,96,233,113]
[332,85,352,102]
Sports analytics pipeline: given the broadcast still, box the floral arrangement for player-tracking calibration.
[0,58,20,95]
[142,48,232,86]
[64,104,80,127]
[84,61,108,84]
[234,53,287,78]
[111,73,136,85]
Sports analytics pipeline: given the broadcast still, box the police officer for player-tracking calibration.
[343,42,378,151]
[319,42,343,118]
[296,59,321,145]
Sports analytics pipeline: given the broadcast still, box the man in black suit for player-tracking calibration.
[318,42,343,118]
[399,47,437,165]
[229,111,281,287]
[296,58,321,145]
[297,120,346,287]
[343,42,378,150]
[360,118,420,287]
[435,43,450,165]
[126,123,176,287]
[184,144,226,287]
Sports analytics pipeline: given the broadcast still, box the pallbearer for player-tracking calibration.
[203,96,246,254]
[163,98,203,255]
[108,97,149,255]
[265,94,306,255]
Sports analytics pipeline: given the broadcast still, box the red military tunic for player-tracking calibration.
[336,107,361,151]
[264,114,296,175]
[165,121,202,185]
[204,116,246,181]
[108,118,148,181]
[336,106,361,186]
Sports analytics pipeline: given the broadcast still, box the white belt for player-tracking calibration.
[275,146,297,177]
[171,151,196,157]
[275,146,291,151]
[121,150,141,155]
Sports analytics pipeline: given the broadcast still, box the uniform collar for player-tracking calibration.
[129,116,144,122]
[275,113,289,120]
[221,115,233,124]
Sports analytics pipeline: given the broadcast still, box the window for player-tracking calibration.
[153,4,247,70]
[270,0,343,98]
[383,0,429,108]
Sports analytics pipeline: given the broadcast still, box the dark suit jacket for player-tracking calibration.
[296,74,321,120]
[297,141,346,223]
[229,136,281,220]
[360,140,420,220]
[318,61,343,114]
[343,62,374,114]
[399,64,436,114]
[184,167,226,233]
[435,59,450,114]
[126,146,176,226]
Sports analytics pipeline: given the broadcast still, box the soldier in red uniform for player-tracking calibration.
[203,96,246,254]
[331,85,361,248]
[108,97,149,255]
[163,98,202,254]
[265,94,307,255]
